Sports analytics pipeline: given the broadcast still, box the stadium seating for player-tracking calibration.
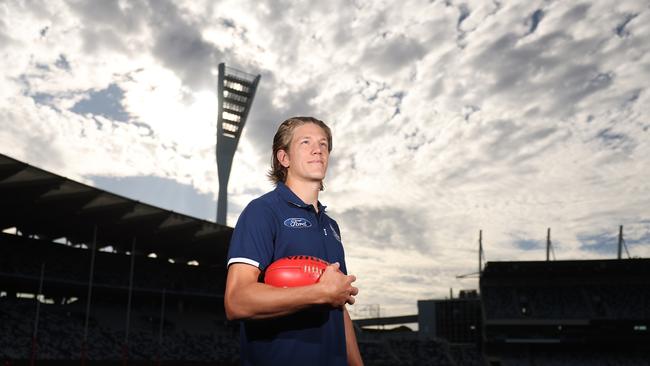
[1,232,237,364]
[355,334,486,366]
[0,297,239,364]
[482,284,650,320]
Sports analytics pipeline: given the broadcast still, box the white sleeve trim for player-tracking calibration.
[227,257,260,268]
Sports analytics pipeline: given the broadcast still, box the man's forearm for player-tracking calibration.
[226,281,328,320]
[344,307,364,366]
[225,263,357,320]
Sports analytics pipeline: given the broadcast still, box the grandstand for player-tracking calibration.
[0,153,237,365]
[481,259,650,365]
[353,257,650,365]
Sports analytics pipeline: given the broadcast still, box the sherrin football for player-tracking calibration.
[264,255,329,288]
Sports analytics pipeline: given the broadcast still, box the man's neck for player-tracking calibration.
[285,178,321,212]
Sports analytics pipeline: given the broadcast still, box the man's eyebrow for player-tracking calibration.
[297,135,327,140]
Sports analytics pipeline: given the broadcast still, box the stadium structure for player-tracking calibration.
[351,244,650,365]
[481,258,650,365]
[215,63,261,226]
[0,153,237,365]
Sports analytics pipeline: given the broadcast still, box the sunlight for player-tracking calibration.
[123,67,218,155]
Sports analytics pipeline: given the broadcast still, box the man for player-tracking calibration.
[225,116,363,365]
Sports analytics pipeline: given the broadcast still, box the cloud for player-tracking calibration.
[149,7,222,89]
[361,34,427,75]
[0,17,15,48]
[72,0,147,27]
[337,206,431,253]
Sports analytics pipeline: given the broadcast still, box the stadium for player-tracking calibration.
[3,0,650,364]
[0,153,236,365]
[2,151,649,365]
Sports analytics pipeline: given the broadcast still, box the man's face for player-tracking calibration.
[279,123,330,184]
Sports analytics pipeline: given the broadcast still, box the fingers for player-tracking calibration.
[349,286,359,296]
[320,266,359,307]
[344,285,359,306]
[343,275,357,305]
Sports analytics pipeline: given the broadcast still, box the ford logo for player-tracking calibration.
[284,218,312,228]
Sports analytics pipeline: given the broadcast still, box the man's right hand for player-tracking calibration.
[317,262,359,307]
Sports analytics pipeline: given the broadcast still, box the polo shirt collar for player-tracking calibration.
[276,181,327,212]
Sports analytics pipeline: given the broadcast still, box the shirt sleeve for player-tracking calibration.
[227,199,276,270]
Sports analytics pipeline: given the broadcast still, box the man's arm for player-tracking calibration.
[224,262,358,320]
[344,306,364,366]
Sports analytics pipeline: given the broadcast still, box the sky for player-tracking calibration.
[1,0,649,317]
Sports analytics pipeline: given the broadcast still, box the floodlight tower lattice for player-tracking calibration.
[216,63,261,225]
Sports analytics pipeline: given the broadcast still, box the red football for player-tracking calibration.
[264,255,329,288]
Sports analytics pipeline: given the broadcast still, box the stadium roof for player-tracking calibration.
[481,258,650,286]
[0,153,232,266]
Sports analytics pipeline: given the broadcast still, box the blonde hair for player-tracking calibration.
[268,116,332,189]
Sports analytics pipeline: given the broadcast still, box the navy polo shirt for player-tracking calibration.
[227,182,348,366]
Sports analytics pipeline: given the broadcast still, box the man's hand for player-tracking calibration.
[225,262,359,320]
[317,262,359,307]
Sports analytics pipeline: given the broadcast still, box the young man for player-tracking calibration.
[225,117,363,365]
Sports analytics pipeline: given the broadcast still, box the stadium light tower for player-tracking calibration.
[216,63,261,225]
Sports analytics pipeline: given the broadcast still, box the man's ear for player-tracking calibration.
[277,149,290,168]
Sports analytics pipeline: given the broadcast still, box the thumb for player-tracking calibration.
[329,262,340,270]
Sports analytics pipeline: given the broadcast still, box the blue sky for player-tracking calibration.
[1,0,649,317]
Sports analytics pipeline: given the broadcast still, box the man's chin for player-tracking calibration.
[306,171,326,181]
[304,177,325,187]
